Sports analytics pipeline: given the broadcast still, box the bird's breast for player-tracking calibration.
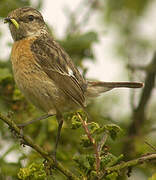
[11,37,44,93]
[10,37,79,113]
[11,37,55,112]
[11,37,40,74]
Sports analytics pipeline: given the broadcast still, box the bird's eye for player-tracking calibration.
[28,15,34,21]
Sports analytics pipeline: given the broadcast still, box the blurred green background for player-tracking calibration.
[0,0,155,179]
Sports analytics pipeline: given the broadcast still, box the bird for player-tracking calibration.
[4,7,143,156]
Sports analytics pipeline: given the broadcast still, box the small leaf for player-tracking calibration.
[86,154,95,167]
[18,163,46,180]
[73,154,95,174]
[71,115,82,129]
[100,153,117,168]
[106,172,118,180]
[107,154,124,167]
[88,122,100,134]
[18,167,30,180]
[80,134,92,147]
[73,154,91,174]
[99,124,122,140]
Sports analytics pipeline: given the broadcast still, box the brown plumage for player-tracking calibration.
[5,7,143,115]
[5,7,143,155]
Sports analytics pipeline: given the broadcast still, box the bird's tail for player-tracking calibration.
[86,81,143,97]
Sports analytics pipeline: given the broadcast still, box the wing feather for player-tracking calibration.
[31,34,87,107]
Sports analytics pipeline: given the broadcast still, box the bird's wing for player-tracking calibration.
[31,34,87,107]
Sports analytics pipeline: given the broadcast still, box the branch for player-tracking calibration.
[100,153,156,178]
[130,52,156,134]
[0,112,79,180]
[127,61,156,73]
[123,52,156,158]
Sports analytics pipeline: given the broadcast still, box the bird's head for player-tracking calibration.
[4,7,47,41]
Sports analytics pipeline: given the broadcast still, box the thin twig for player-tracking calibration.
[127,64,147,71]
[145,141,156,151]
[66,0,99,34]
[0,112,79,180]
[100,153,156,179]
[77,113,100,174]
[1,112,156,179]
[124,52,156,158]
[97,133,108,154]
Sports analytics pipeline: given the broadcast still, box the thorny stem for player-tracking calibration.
[77,113,100,175]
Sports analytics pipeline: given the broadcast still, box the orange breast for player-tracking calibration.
[11,37,37,73]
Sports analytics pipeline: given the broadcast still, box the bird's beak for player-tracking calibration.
[4,18,19,29]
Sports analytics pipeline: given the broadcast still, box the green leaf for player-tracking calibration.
[73,154,95,174]
[88,122,100,134]
[99,124,122,140]
[80,134,92,147]
[106,172,118,180]
[71,115,82,129]
[18,163,46,180]
[100,153,124,169]
[100,153,117,168]
[107,154,124,167]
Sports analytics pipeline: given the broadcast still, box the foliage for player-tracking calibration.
[18,163,46,180]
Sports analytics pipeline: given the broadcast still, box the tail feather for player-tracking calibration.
[86,81,143,97]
